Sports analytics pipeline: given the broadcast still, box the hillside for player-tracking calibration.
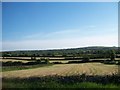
[1,46,120,57]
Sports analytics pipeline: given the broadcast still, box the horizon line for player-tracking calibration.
[1,45,118,52]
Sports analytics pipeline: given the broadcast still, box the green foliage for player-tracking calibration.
[2,46,119,58]
[3,75,120,88]
[31,55,36,60]
[2,58,50,66]
[52,62,63,64]
[103,60,117,65]
[3,81,119,88]
[45,59,49,64]
[36,59,41,63]
[110,50,116,61]
[82,55,90,62]
[117,61,120,65]
[68,61,83,63]
[2,64,53,72]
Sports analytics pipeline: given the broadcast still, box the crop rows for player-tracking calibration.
[2,63,118,78]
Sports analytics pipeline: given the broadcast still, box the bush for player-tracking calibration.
[103,60,116,65]
[68,61,82,64]
[36,60,41,64]
[24,61,38,65]
[2,61,13,66]
[31,55,36,60]
[65,57,74,60]
[82,56,90,62]
[2,74,120,88]
[44,59,49,64]
[52,62,63,64]
[2,61,22,66]
[12,61,22,65]
[116,61,120,65]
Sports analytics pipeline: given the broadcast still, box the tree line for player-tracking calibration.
[1,46,120,59]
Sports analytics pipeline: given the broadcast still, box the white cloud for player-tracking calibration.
[24,29,81,40]
[2,34,118,51]
[24,26,117,41]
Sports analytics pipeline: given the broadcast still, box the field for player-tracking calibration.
[1,57,120,88]
[2,63,118,78]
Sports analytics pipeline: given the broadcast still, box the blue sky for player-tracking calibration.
[2,2,118,51]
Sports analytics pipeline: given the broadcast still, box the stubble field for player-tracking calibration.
[2,62,118,78]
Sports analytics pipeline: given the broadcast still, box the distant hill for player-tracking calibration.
[1,46,120,57]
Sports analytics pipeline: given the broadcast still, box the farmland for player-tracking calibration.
[1,46,120,88]
[2,63,118,78]
[2,60,120,89]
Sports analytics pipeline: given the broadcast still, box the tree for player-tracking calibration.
[110,50,116,61]
[83,55,90,62]
[45,59,49,64]
[31,54,36,60]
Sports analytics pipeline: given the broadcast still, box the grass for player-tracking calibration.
[3,81,120,88]
[2,75,120,89]
[1,64,53,72]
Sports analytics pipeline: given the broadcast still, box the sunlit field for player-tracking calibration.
[2,62,118,78]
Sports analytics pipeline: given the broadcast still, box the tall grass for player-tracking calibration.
[2,74,120,89]
[3,81,120,88]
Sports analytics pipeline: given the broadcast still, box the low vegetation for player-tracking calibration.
[2,58,50,66]
[2,74,120,88]
[2,64,53,72]
[1,46,120,89]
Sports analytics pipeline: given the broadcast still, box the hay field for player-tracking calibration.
[3,63,118,78]
[0,59,30,63]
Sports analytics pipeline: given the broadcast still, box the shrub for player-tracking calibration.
[103,60,116,65]
[36,59,41,64]
[2,61,13,66]
[2,61,23,66]
[82,56,90,62]
[45,59,49,64]
[68,61,82,64]
[116,61,120,65]
[52,62,63,64]
[31,57,36,60]
[12,61,22,65]
[24,61,37,65]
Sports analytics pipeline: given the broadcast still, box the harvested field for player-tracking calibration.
[1,57,65,60]
[0,59,30,63]
[1,59,81,64]
[2,63,118,78]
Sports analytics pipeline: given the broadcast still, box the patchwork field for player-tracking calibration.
[2,63,118,78]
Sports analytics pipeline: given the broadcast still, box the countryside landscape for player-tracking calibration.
[1,2,120,89]
[1,46,120,88]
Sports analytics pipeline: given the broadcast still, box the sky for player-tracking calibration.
[2,2,118,51]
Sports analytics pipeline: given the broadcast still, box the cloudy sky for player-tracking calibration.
[2,2,118,51]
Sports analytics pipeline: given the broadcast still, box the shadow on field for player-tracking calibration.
[2,74,120,88]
